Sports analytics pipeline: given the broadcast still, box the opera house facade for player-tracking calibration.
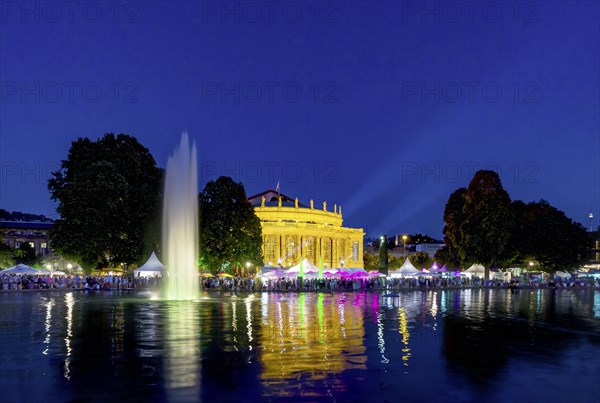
[248,190,364,269]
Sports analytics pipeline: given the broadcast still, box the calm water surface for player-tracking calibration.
[0,289,599,403]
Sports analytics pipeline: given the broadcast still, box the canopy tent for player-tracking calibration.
[429,261,441,272]
[261,269,283,278]
[463,264,485,277]
[389,258,421,278]
[286,258,320,275]
[1,264,41,275]
[134,252,165,278]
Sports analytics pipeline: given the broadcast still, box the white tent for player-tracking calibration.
[389,258,421,278]
[464,264,485,277]
[134,252,165,277]
[2,264,40,275]
[286,258,320,275]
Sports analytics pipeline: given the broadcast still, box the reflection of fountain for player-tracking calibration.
[164,302,200,400]
[162,133,199,300]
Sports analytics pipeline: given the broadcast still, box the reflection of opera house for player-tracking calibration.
[248,190,364,269]
[258,293,367,390]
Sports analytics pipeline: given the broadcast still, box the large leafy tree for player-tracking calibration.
[502,200,531,267]
[199,176,263,274]
[458,170,513,279]
[515,200,589,273]
[48,134,162,269]
[436,187,467,268]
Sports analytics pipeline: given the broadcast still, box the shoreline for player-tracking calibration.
[1,285,598,294]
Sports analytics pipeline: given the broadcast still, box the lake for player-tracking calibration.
[1,289,599,402]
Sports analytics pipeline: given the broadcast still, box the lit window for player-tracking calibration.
[41,243,47,249]
[352,241,359,262]
[29,242,35,248]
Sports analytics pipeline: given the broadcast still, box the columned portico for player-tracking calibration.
[248,190,364,269]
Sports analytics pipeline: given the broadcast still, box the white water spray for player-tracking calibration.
[162,132,199,300]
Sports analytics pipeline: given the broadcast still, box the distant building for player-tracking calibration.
[584,231,600,270]
[0,220,54,256]
[416,243,445,255]
[248,189,364,268]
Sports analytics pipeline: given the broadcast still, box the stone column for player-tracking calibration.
[319,237,323,265]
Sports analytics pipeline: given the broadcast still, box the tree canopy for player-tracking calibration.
[438,170,590,276]
[436,187,467,268]
[48,134,163,269]
[199,176,263,274]
[459,170,513,277]
[513,200,589,273]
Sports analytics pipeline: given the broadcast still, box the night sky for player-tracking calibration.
[1,1,598,238]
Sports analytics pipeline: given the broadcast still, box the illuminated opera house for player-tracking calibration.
[248,190,365,269]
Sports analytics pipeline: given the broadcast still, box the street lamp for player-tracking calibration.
[67,263,73,274]
[402,235,408,257]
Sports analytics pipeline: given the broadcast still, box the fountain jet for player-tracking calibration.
[162,132,199,300]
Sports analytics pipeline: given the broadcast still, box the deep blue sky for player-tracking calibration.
[1,1,599,238]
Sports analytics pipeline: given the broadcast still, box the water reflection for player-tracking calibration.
[398,308,411,367]
[258,293,367,397]
[164,302,201,402]
[63,292,74,379]
[42,298,54,355]
[0,290,598,403]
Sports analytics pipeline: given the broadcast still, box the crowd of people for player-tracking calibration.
[0,273,157,291]
[2,272,597,292]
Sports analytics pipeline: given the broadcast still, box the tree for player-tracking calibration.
[48,134,163,269]
[410,251,430,267]
[199,176,263,274]
[378,235,389,275]
[0,241,15,268]
[458,170,513,279]
[437,188,467,268]
[515,200,589,274]
[501,200,531,267]
[14,243,38,265]
[363,252,379,271]
[388,255,403,270]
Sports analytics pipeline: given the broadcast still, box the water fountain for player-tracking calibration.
[162,132,199,300]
